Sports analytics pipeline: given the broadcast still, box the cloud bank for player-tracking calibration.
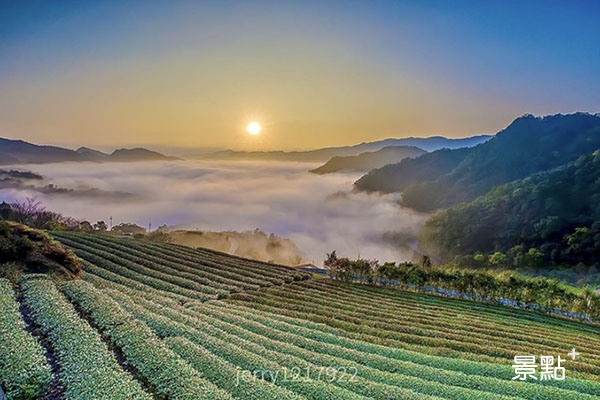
[0,160,429,264]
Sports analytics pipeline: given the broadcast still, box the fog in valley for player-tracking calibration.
[0,160,428,265]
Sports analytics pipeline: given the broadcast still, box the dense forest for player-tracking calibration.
[423,151,600,285]
[356,113,600,212]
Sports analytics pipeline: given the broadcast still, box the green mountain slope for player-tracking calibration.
[355,113,600,212]
[423,150,600,266]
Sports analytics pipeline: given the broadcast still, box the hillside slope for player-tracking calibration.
[1,232,599,399]
[310,146,426,174]
[354,147,472,193]
[423,150,600,263]
[355,113,600,212]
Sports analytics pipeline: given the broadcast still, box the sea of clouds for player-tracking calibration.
[0,160,429,264]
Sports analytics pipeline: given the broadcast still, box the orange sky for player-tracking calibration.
[1,2,598,151]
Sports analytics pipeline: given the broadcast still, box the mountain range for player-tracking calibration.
[0,138,178,164]
[194,135,492,162]
[355,113,600,212]
[309,145,426,174]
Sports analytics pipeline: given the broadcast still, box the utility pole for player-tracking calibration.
[148,222,152,232]
[110,216,113,230]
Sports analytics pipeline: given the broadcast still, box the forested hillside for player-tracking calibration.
[423,151,600,272]
[355,113,600,212]
[310,146,426,174]
[354,147,471,193]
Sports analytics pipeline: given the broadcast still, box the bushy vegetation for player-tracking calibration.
[324,252,600,320]
[424,151,600,285]
[61,280,234,400]
[3,233,600,399]
[0,278,51,399]
[21,277,151,400]
[51,232,308,297]
[0,198,78,230]
[0,221,82,280]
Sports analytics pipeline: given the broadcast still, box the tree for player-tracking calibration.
[0,202,11,220]
[7,197,67,229]
[111,223,146,235]
[94,220,108,231]
[421,255,432,268]
[525,248,544,268]
[488,251,507,268]
[78,220,93,232]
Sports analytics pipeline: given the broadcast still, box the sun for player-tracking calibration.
[246,121,261,135]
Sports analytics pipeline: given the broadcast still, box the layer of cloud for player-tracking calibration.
[0,160,429,264]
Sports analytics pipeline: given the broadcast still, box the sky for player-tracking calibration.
[1,0,599,151]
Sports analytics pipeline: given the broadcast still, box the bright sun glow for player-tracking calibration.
[247,121,261,135]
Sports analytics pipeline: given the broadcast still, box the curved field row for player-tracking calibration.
[271,281,600,362]
[57,237,224,299]
[103,286,448,400]
[65,280,368,400]
[53,232,278,289]
[165,336,306,400]
[20,277,152,400]
[53,232,243,292]
[224,290,600,379]
[60,280,235,400]
[66,245,216,301]
[134,240,294,284]
[187,245,308,280]
[105,235,296,284]
[307,280,600,339]
[302,280,600,342]
[82,260,599,398]
[283,282,595,351]
[86,274,600,400]
[149,238,305,278]
[23,232,598,399]
[64,232,264,289]
[321,280,600,336]
[305,281,600,359]
[302,282,600,363]
[0,278,51,400]
[145,239,307,282]
[199,302,599,400]
[82,260,198,305]
[229,287,600,376]
[207,300,600,397]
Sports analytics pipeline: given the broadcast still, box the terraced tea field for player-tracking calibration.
[1,231,599,399]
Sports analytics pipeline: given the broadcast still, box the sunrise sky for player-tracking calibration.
[1,0,599,151]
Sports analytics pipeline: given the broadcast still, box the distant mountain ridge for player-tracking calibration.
[310,145,426,174]
[355,112,600,212]
[0,137,178,164]
[195,135,492,162]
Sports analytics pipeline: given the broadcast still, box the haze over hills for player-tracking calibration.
[355,113,600,212]
[310,145,426,174]
[194,135,492,162]
[0,137,178,164]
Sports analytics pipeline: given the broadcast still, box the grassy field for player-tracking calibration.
[1,231,599,399]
